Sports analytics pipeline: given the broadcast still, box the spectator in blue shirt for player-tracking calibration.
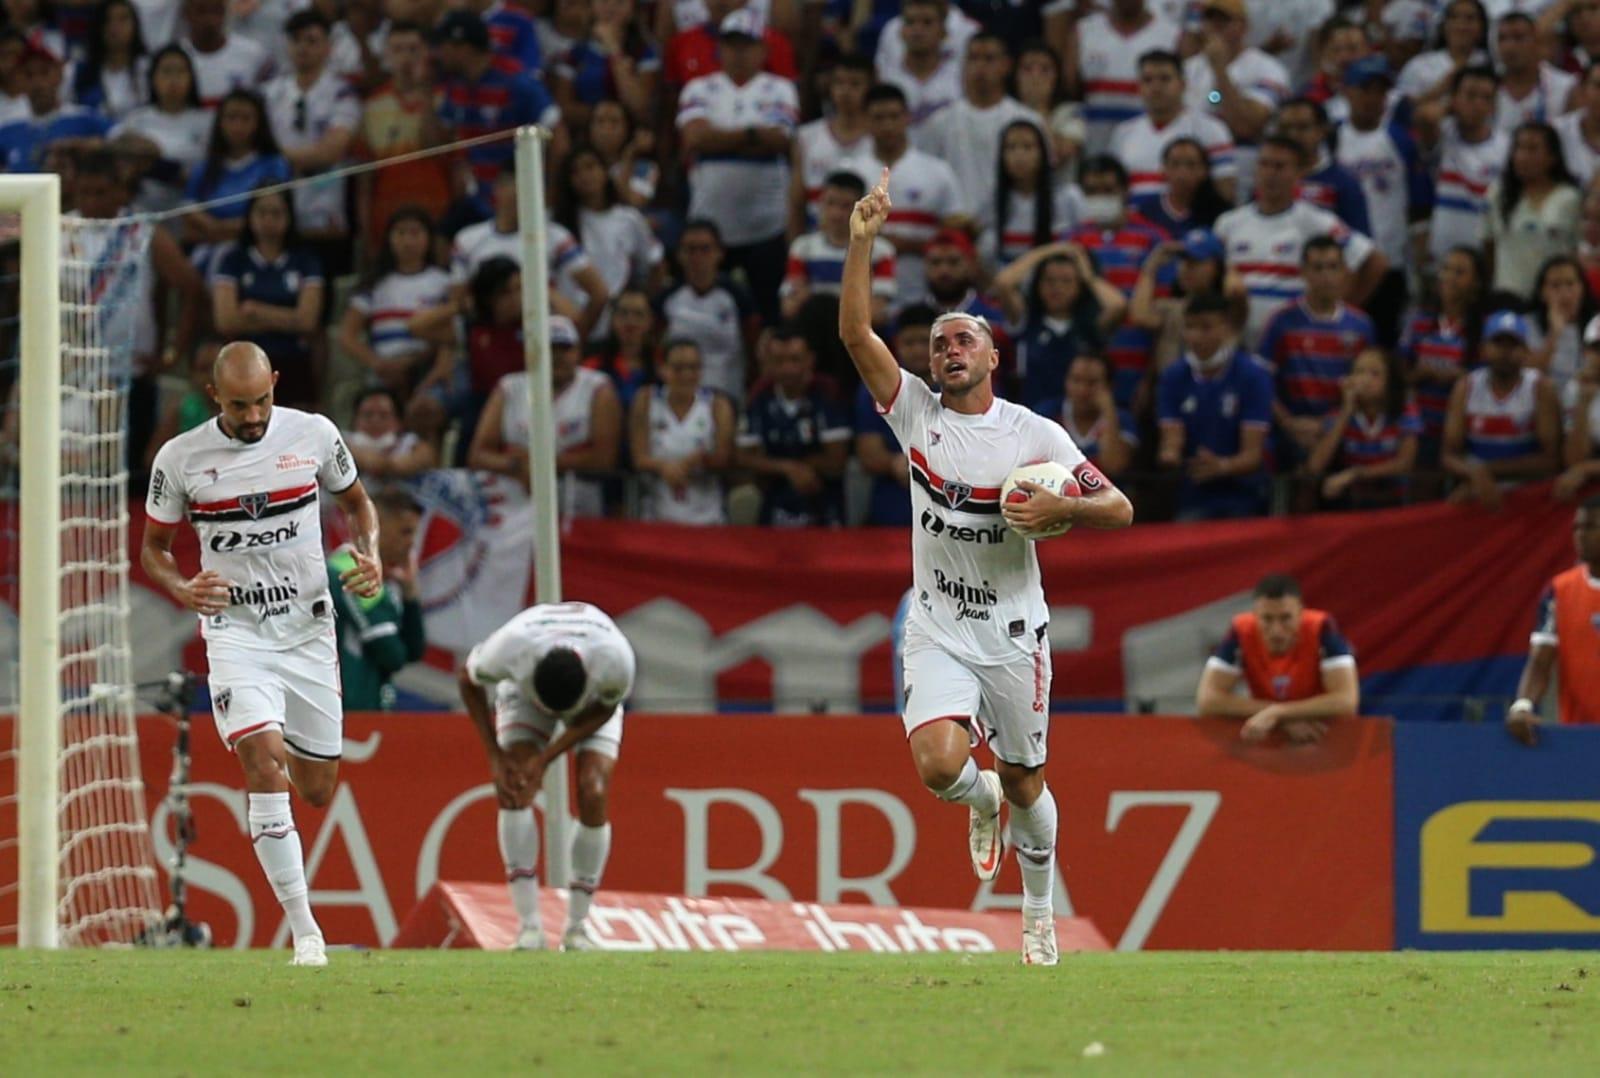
[737,324,851,527]
[436,9,565,216]
[991,240,1127,409]
[550,0,660,132]
[1158,291,1275,520]
[1276,97,1372,236]
[1033,353,1139,477]
[0,39,111,172]
[855,303,936,526]
[211,187,326,409]
[183,89,292,249]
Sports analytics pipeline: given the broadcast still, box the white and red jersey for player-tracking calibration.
[794,117,872,227]
[179,34,274,109]
[450,217,595,313]
[677,70,800,246]
[145,407,358,652]
[877,368,1092,665]
[349,267,453,361]
[1213,201,1377,346]
[1429,119,1506,261]
[465,601,635,721]
[1554,110,1600,189]
[1496,63,1578,137]
[1184,47,1289,192]
[783,230,896,300]
[843,147,969,302]
[878,54,965,149]
[498,368,608,518]
[1463,367,1543,463]
[1109,108,1237,198]
[1076,11,1181,157]
[978,184,1085,270]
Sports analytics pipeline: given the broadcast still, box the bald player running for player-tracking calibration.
[141,343,382,967]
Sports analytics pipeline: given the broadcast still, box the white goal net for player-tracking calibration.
[0,211,164,945]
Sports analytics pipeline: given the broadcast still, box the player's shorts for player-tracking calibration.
[494,681,624,760]
[900,624,1052,768]
[206,629,343,761]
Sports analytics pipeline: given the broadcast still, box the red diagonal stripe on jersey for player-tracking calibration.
[191,481,318,514]
[907,448,1002,501]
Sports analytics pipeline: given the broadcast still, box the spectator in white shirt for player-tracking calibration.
[1398,0,1492,108]
[1487,122,1584,300]
[555,145,665,338]
[1110,48,1237,202]
[179,0,273,108]
[789,51,873,237]
[873,0,977,79]
[263,10,360,277]
[109,44,210,214]
[919,33,1044,215]
[1187,0,1289,194]
[659,218,761,401]
[676,7,798,326]
[1555,60,1600,188]
[876,0,963,149]
[1495,12,1578,135]
[70,0,150,122]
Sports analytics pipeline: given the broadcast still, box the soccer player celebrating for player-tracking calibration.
[141,343,383,967]
[839,170,1134,966]
[456,602,635,951]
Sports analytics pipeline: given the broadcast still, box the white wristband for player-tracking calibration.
[1510,698,1535,716]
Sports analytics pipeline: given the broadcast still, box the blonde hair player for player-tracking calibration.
[141,342,383,968]
[839,169,1134,965]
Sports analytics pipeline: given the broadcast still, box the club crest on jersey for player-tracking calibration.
[239,492,270,519]
[942,480,973,509]
[214,689,231,718]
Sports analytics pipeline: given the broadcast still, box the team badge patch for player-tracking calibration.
[942,480,972,509]
[214,689,232,718]
[239,492,270,519]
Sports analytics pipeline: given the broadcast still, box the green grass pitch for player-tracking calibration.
[3,951,1598,1074]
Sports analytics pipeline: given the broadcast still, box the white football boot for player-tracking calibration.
[290,934,328,968]
[1021,916,1059,967]
[968,769,1004,881]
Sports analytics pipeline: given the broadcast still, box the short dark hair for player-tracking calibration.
[1184,291,1231,318]
[895,303,937,333]
[1254,574,1302,600]
[832,53,875,79]
[1302,235,1343,263]
[864,83,909,110]
[1452,63,1500,92]
[284,8,330,37]
[680,218,723,247]
[1080,154,1129,191]
[1279,96,1328,126]
[387,19,427,38]
[371,484,422,518]
[1260,134,1307,165]
[662,336,702,361]
[74,146,121,180]
[532,647,587,713]
[823,170,866,198]
[967,30,1009,56]
[771,321,810,345]
[1069,352,1111,378]
[1138,49,1183,78]
[353,385,403,417]
[1499,11,1535,29]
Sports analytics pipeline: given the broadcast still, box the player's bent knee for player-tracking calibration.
[995,761,1044,806]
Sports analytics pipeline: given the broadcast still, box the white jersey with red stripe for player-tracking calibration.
[841,147,969,302]
[465,601,635,721]
[499,368,607,517]
[878,368,1091,665]
[1429,119,1506,261]
[145,407,359,652]
[1109,108,1237,198]
[795,117,872,227]
[1077,11,1181,156]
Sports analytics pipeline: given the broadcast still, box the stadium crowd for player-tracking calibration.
[7,0,1600,523]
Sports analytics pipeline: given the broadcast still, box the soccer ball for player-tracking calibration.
[1002,461,1080,541]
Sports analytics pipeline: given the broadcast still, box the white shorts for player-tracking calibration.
[494,681,624,760]
[901,628,1052,768]
[207,630,343,761]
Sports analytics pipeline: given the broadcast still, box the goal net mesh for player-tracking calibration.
[0,214,164,945]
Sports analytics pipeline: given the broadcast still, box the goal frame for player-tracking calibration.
[6,173,62,949]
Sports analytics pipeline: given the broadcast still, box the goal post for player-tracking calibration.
[514,126,572,888]
[9,173,62,949]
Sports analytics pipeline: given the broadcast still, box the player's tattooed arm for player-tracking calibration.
[335,479,384,598]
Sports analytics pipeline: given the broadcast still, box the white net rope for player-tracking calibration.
[0,214,163,945]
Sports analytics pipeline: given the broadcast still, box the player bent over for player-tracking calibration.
[457,602,635,951]
[141,344,382,967]
[840,170,1134,964]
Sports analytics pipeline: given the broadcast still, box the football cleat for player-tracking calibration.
[514,926,547,951]
[1022,917,1059,967]
[562,925,598,952]
[290,934,328,968]
[968,769,1004,881]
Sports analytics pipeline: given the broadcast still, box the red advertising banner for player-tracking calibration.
[17,711,1390,952]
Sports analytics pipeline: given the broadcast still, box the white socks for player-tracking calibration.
[935,757,1000,816]
[1008,784,1058,921]
[248,792,320,943]
[498,808,542,931]
[567,822,612,932]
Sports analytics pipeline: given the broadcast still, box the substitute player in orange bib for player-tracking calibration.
[840,168,1134,966]
[141,342,382,967]
[1196,574,1360,744]
[1507,497,1600,744]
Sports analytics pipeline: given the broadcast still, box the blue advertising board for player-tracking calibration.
[1394,723,1600,949]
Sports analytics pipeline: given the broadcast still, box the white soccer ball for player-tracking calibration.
[1001,460,1080,541]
